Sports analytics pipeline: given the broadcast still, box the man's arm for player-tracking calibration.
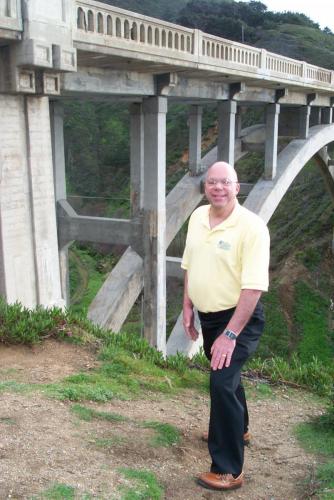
[183,271,200,341]
[210,289,262,370]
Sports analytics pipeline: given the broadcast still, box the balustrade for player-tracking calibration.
[75,0,194,55]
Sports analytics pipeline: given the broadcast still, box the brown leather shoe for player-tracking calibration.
[201,431,251,445]
[197,471,244,490]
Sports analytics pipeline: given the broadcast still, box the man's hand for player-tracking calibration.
[183,303,200,341]
[210,334,236,370]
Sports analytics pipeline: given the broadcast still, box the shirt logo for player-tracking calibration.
[217,240,231,250]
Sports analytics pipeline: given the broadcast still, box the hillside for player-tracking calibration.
[100,0,189,22]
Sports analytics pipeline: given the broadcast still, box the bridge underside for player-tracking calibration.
[1,1,334,356]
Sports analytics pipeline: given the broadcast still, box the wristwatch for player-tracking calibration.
[223,329,237,341]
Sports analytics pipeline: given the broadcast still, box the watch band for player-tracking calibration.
[223,329,237,341]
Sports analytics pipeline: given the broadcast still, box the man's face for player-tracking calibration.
[204,164,240,210]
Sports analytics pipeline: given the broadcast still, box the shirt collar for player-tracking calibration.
[203,201,241,230]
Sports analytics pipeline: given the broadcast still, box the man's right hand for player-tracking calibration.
[183,303,200,341]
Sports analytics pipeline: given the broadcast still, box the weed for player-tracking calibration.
[142,421,181,447]
[118,467,163,500]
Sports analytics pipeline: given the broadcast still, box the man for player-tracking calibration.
[182,161,270,491]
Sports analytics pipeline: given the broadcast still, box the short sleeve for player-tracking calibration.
[240,223,270,291]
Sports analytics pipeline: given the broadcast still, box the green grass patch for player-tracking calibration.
[295,409,334,500]
[142,421,180,447]
[247,354,334,398]
[0,380,31,394]
[118,468,163,500]
[294,281,333,366]
[71,403,127,423]
[69,245,117,316]
[0,299,71,345]
[33,483,76,499]
[313,462,334,499]
[93,436,125,448]
[245,381,274,400]
[260,285,291,358]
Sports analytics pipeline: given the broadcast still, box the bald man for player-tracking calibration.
[181,162,270,490]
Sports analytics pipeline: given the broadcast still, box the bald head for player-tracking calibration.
[206,162,238,182]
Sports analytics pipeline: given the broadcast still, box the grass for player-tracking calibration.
[295,408,334,499]
[141,421,180,447]
[246,354,334,398]
[71,403,127,423]
[117,468,163,500]
[0,299,69,345]
[32,484,76,499]
[69,245,117,316]
[294,281,333,366]
[93,436,125,448]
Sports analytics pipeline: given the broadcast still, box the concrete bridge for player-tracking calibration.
[1,0,334,356]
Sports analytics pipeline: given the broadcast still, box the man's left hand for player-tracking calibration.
[210,334,236,370]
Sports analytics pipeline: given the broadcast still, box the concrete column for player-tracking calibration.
[130,103,144,216]
[217,100,237,165]
[142,96,167,355]
[321,107,333,125]
[25,96,64,307]
[0,94,63,308]
[235,107,242,138]
[264,103,280,180]
[299,105,310,139]
[310,107,321,127]
[50,100,70,305]
[188,105,202,175]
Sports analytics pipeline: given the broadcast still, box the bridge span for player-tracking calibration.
[0,0,334,355]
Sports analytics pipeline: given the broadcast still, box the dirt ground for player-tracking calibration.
[0,340,324,500]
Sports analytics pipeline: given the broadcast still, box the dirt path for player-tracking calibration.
[0,341,323,500]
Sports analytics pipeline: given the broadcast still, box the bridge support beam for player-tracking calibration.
[299,105,310,139]
[0,94,63,308]
[217,100,237,165]
[142,96,168,354]
[189,105,203,175]
[310,107,321,126]
[321,107,333,125]
[50,101,70,305]
[130,103,144,216]
[264,103,280,180]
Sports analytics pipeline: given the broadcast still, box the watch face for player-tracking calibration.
[224,329,237,340]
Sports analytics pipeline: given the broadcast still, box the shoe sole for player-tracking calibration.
[197,478,243,491]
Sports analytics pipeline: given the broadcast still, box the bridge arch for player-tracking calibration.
[244,123,334,222]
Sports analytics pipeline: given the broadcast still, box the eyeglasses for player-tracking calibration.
[205,178,238,187]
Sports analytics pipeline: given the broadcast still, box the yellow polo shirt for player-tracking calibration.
[181,202,270,312]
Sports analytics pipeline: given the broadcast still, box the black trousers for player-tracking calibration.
[198,302,265,475]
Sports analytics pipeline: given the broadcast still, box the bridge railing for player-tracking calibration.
[75,0,195,59]
[0,0,22,33]
[73,0,334,89]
